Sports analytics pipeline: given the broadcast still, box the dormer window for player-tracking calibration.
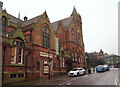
[2,16,7,32]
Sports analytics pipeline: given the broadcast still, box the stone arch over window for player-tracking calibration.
[42,24,50,48]
[2,16,7,32]
[71,29,75,42]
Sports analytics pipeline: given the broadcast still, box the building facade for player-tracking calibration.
[104,54,120,68]
[52,7,86,72]
[1,3,86,84]
[1,10,58,84]
[86,49,105,67]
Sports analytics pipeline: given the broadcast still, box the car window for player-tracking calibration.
[71,69,78,71]
[79,69,83,70]
[96,65,103,68]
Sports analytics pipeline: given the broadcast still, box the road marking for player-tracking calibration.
[115,78,118,86]
[84,75,88,77]
[59,75,86,86]
[59,82,66,85]
[115,77,120,86]
[66,82,71,85]
[67,81,69,83]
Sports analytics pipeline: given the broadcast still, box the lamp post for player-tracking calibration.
[57,55,61,75]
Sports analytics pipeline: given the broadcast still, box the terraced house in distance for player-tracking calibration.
[1,1,86,84]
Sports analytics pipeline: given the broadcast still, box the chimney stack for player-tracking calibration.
[24,16,28,21]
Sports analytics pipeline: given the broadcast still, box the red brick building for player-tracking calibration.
[52,7,86,72]
[1,3,86,84]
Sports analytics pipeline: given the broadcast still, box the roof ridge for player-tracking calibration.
[26,14,41,21]
[52,16,73,24]
[8,13,23,22]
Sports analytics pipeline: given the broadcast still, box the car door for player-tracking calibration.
[79,68,83,75]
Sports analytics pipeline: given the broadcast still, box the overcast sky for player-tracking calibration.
[1,0,119,55]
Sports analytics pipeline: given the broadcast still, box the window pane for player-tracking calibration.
[42,26,50,48]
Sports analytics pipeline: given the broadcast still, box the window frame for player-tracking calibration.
[2,16,7,32]
[11,47,17,64]
[71,29,75,42]
[42,25,50,48]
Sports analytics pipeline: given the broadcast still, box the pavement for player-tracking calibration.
[116,78,120,87]
[5,68,119,86]
[7,74,68,85]
[116,68,120,87]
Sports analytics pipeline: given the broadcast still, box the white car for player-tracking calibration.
[68,67,86,77]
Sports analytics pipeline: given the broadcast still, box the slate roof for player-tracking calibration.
[8,14,23,24]
[104,54,120,58]
[52,16,73,31]
[7,12,47,27]
[7,12,42,27]
[6,7,77,29]
[21,15,41,27]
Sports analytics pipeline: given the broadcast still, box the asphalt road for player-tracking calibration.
[36,68,118,86]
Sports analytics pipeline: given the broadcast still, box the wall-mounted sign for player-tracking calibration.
[43,65,49,75]
[40,52,53,58]
[55,38,59,55]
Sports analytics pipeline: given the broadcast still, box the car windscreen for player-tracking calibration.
[96,65,103,68]
[71,69,78,71]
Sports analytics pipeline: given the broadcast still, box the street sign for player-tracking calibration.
[55,38,59,55]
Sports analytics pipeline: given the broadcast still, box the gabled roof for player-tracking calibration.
[4,10,49,27]
[21,15,41,27]
[52,16,73,31]
[52,7,79,31]
[71,6,77,15]
[9,28,25,40]
[21,11,50,27]
[8,14,23,24]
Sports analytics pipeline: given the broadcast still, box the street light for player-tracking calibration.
[57,55,61,75]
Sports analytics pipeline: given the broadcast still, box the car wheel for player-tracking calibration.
[77,73,80,76]
[83,71,86,75]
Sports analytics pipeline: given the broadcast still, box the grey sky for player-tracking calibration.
[1,0,119,55]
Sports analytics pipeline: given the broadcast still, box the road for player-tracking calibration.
[36,68,118,86]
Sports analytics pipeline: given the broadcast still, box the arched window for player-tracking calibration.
[77,33,80,45]
[71,29,74,42]
[2,16,7,32]
[25,30,32,41]
[42,26,50,48]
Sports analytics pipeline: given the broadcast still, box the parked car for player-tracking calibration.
[103,65,110,71]
[96,65,106,72]
[68,67,86,77]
